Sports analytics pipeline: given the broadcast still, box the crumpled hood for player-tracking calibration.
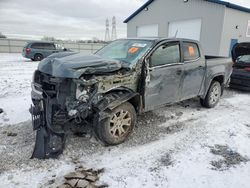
[38,52,125,78]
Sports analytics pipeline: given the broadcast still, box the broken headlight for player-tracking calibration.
[76,84,95,102]
[31,71,43,95]
[76,85,90,102]
[31,82,43,95]
[74,78,98,102]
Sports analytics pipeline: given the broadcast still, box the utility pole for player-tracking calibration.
[111,16,117,41]
[105,18,110,42]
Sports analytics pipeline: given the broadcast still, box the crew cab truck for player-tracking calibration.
[30,38,233,159]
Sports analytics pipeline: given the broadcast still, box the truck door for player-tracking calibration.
[144,41,183,111]
[180,42,205,100]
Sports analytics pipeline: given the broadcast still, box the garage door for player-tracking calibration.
[168,19,202,41]
[137,24,158,37]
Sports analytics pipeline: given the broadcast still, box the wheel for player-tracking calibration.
[34,54,43,61]
[95,102,136,145]
[200,81,222,108]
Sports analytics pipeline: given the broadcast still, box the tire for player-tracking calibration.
[95,102,136,145]
[200,81,222,108]
[34,54,43,61]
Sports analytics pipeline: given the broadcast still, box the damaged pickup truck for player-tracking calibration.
[30,38,233,159]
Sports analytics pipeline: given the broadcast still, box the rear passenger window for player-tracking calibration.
[183,42,200,61]
[31,43,55,50]
[31,43,43,49]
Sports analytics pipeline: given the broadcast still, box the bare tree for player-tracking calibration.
[42,36,56,41]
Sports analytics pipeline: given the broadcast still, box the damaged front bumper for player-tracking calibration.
[30,99,65,159]
[30,70,100,159]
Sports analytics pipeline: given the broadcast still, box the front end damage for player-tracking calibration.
[28,39,153,159]
[30,68,103,159]
[30,59,139,159]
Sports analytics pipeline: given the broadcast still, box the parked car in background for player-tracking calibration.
[29,38,233,159]
[230,42,250,91]
[22,41,69,61]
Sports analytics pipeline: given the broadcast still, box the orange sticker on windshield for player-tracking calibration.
[128,47,139,54]
[188,46,195,56]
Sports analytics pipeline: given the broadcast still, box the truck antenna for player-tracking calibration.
[174,30,178,38]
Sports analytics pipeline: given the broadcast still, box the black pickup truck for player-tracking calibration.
[30,38,233,159]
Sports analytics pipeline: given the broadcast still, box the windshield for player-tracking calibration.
[96,39,153,64]
[238,55,250,64]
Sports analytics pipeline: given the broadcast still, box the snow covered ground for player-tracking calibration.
[0,53,250,188]
[0,54,39,126]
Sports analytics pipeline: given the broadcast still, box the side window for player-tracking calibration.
[183,42,200,61]
[151,43,180,67]
[44,43,56,50]
[31,43,43,49]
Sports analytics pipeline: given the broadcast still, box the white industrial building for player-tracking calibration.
[124,0,250,56]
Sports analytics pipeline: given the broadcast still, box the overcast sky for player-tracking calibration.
[0,0,249,40]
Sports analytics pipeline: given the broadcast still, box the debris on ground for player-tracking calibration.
[45,179,55,186]
[210,145,249,171]
[175,112,183,117]
[58,167,107,188]
[165,122,184,134]
[245,124,250,128]
[160,153,174,167]
[6,132,17,137]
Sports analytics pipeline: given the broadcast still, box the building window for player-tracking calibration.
[247,20,250,37]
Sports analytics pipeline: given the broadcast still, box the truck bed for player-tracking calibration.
[204,56,233,88]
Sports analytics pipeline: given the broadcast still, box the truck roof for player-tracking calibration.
[121,37,200,44]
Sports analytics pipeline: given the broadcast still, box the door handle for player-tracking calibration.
[176,70,182,75]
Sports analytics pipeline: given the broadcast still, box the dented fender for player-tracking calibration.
[94,89,139,120]
[107,92,138,111]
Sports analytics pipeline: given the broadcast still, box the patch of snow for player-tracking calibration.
[0,53,38,126]
[0,162,73,188]
[84,93,250,188]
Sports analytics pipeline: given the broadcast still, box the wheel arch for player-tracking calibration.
[213,75,224,85]
[95,87,141,119]
[34,53,43,60]
[202,74,225,99]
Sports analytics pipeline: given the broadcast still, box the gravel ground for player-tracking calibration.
[0,89,249,186]
[0,98,194,173]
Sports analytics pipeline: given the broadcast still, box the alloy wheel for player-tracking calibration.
[109,110,132,138]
